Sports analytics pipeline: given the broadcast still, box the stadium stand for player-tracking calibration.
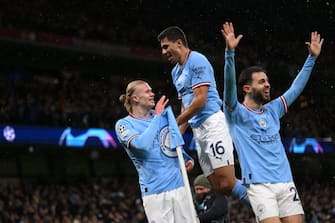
[0,1,334,222]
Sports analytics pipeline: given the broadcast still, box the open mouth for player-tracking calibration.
[167,54,173,61]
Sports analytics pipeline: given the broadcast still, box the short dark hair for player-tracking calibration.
[157,26,188,47]
[238,66,266,96]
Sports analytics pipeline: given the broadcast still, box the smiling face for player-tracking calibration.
[160,37,183,64]
[249,71,271,104]
[132,82,156,109]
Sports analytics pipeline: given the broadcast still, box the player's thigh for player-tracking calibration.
[259,217,281,223]
[142,192,173,223]
[196,142,214,177]
[142,187,198,223]
[193,113,235,176]
[172,187,199,223]
[210,165,237,186]
[247,184,280,222]
[277,182,304,220]
[195,137,235,178]
[281,214,304,223]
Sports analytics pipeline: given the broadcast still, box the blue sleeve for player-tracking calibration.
[282,55,316,106]
[223,49,238,110]
[130,115,161,150]
[189,53,212,87]
[115,116,161,151]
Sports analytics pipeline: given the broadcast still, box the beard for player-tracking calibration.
[251,88,271,104]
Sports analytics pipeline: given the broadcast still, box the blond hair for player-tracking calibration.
[119,80,147,113]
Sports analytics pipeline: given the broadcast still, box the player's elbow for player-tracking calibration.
[129,138,150,151]
[194,96,207,110]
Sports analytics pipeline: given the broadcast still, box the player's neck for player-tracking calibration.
[243,98,263,111]
[131,107,152,119]
[179,48,191,65]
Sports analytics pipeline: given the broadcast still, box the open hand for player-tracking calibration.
[221,22,243,50]
[155,95,169,115]
[305,31,324,57]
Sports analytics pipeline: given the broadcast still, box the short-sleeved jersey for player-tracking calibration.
[115,110,185,196]
[171,51,222,128]
[224,49,316,184]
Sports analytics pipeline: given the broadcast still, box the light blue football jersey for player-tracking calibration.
[171,51,222,128]
[115,109,192,196]
[224,49,316,184]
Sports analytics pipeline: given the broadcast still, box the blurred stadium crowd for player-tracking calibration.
[0,179,147,223]
[0,0,334,222]
[0,179,333,223]
[0,0,334,141]
[0,48,334,141]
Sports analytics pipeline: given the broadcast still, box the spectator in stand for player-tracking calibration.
[193,174,230,223]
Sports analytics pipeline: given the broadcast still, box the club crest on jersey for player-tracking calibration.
[159,126,177,157]
[259,118,267,129]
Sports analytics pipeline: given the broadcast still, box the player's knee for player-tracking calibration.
[217,180,234,195]
[211,168,237,195]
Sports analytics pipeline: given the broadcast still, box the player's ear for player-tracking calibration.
[176,39,183,47]
[242,84,251,94]
[131,95,138,103]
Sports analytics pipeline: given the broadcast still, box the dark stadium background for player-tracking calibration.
[0,0,334,222]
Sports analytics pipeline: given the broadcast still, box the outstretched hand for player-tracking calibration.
[305,31,324,57]
[155,95,169,115]
[221,22,243,50]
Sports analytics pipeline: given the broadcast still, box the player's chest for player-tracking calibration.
[242,112,280,133]
[173,67,192,92]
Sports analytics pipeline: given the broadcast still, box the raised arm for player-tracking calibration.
[282,31,324,107]
[221,22,243,109]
